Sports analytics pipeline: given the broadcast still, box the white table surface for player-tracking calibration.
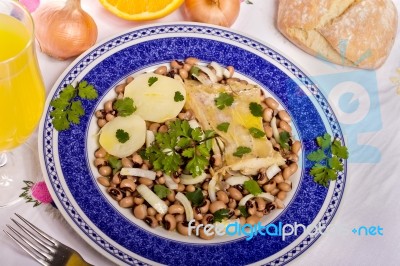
[1,0,400,265]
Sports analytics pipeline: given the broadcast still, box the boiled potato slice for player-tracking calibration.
[124,73,186,123]
[99,115,146,158]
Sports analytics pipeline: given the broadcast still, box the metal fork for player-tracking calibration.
[4,213,93,266]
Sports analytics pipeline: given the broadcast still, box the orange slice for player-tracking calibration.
[99,0,184,21]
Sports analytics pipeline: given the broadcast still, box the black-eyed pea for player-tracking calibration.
[275,199,285,209]
[228,187,243,201]
[265,97,279,110]
[125,76,134,84]
[277,191,287,201]
[139,177,153,186]
[179,68,189,79]
[170,60,183,69]
[277,182,291,192]
[255,197,266,211]
[133,204,147,220]
[94,147,107,158]
[163,214,176,231]
[263,108,273,122]
[193,207,203,220]
[94,158,107,168]
[104,100,114,112]
[95,110,105,119]
[156,213,164,223]
[198,227,215,240]
[99,166,112,177]
[202,214,214,225]
[239,216,246,225]
[121,157,133,168]
[291,141,301,154]
[279,120,292,133]
[278,110,291,122]
[168,204,185,215]
[246,215,260,226]
[255,211,264,218]
[209,201,227,213]
[183,63,192,71]
[263,124,273,139]
[202,182,209,190]
[273,174,284,184]
[263,180,276,193]
[149,123,160,133]
[226,66,234,78]
[283,167,293,180]
[115,83,126,94]
[97,119,107,128]
[154,66,167,75]
[228,198,237,209]
[185,57,199,65]
[185,184,196,193]
[119,196,134,208]
[177,184,185,192]
[120,178,136,192]
[270,188,280,196]
[177,221,190,236]
[289,163,298,175]
[144,216,158,228]
[175,214,185,223]
[132,153,143,166]
[199,199,211,213]
[216,191,229,204]
[97,176,110,187]
[145,207,156,217]
[133,196,144,205]
[167,190,175,202]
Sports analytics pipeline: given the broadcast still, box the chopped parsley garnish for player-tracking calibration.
[215,92,234,110]
[249,102,263,117]
[148,76,158,87]
[113,97,136,117]
[174,91,185,102]
[217,122,230,133]
[115,129,129,143]
[50,80,98,131]
[243,180,262,196]
[189,66,200,76]
[279,131,291,150]
[238,206,249,218]
[186,188,204,206]
[213,209,230,222]
[307,133,349,187]
[249,127,265,138]
[145,119,216,177]
[153,184,171,199]
[107,155,122,175]
[233,146,252,158]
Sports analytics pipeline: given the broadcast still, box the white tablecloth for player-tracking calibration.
[1,0,400,265]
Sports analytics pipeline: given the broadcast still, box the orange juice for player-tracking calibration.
[0,14,45,151]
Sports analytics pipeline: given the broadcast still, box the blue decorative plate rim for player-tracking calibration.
[38,22,346,266]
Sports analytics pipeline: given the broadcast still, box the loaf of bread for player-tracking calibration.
[277,0,398,69]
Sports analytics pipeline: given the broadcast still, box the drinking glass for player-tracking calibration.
[0,0,45,207]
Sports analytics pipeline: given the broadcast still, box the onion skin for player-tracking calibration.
[185,0,241,27]
[33,0,98,60]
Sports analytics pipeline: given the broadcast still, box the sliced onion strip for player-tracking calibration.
[266,164,281,180]
[271,116,280,143]
[238,194,254,206]
[208,177,218,202]
[137,184,168,214]
[210,61,223,80]
[225,175,250,186]
[164,174,178,190]
[196,65,218,83]
[238,193,275,206]
[181,172,208,185]
[146,130,155,148]
[120,168,156,180]
[175,192,194,221]
[258,192,275,203]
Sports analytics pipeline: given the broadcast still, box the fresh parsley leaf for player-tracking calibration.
[317,133,331,149]
[49,81,98,131]
[148,76,158,87]
[243,180,262,196]
[186,188,204,206]
[145,119,216,177]
[116,129,129,143]
[217,122,230,133]
[107,155,122,175]
[307,149,327,162]
[77,80,98,100]
[249,102,263,117]
[279,131,291,150]
[308,134,349,187]
[174,91,185,102]
[249,127,265,138]
[332,140,349,159]
[215,93,234,110]
[113,97,136,117]
[153,185,171,199]
[213,209,230,222]
[238,206,249,218]
[189,66,200,76]
[233,146,251,158]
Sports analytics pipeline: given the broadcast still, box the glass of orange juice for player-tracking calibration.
[0,0,45,207]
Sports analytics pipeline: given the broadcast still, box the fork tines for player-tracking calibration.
[4,213,58,266]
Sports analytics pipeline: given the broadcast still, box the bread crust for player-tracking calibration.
[277,0,398,69]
